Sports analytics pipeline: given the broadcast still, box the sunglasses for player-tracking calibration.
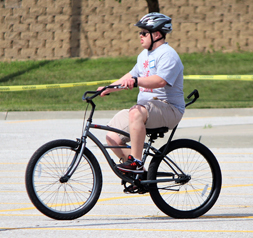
[139,31,150,37]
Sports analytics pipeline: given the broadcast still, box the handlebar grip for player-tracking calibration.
[82,84,123,101]
[82,90,100,101]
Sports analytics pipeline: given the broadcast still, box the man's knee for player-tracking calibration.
[129,105,147,124]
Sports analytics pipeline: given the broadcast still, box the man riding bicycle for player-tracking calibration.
[98,13,185,173]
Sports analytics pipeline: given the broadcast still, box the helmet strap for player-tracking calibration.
[148,31,165,51]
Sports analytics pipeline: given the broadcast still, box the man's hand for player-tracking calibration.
[120,77,136,90]
[97,85,124,97]
[97,86,110,97]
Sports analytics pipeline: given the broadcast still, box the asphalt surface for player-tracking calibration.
[0,108,253,237]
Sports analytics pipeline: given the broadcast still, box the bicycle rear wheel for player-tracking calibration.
[25,139,102,220]
[148,139,222,218]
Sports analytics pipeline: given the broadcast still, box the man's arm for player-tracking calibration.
[121,75,167,89]
[135,75,167,89]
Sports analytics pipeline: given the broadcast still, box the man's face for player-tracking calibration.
[139,29,151,49]
[139,29,162,50]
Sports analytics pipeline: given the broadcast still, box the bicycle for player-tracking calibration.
[25,85,222,220]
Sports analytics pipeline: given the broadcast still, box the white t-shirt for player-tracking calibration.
[130,43,185,113]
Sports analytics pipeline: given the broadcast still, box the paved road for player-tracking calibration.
[0,108,253,237]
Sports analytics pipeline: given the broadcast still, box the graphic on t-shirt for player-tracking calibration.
[143,60,150,77]
[142,60,151,91]
[140,87,153,92]
[143,60,149,69]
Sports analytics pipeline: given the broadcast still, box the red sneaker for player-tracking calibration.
[117,155,144,173]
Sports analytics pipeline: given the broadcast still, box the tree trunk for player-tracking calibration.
[146,0,160,13]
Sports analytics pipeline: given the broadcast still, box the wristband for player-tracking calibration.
[132,76,138,87]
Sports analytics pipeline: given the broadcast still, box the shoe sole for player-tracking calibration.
[118,167,145,174]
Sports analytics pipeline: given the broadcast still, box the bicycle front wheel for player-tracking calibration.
[148,139,222,218]
[25,139,102,220]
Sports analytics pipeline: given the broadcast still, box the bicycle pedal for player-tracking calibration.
[123,184,149,194]
[137,189,149,194]
[123,189,138,194]
[123,184,139,194]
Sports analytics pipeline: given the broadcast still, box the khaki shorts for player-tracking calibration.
[107,100,183,144]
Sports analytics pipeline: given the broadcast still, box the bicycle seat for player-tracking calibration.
[146,127,169,139]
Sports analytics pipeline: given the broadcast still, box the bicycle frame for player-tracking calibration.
[61,85,200,186]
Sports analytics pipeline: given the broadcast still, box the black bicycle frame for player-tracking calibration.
[62,87,199,186]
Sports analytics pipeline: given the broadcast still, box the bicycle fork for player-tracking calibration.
[59,142,86,183]
[59,121,90,183]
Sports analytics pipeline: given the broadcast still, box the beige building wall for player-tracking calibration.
[0,0,252,61]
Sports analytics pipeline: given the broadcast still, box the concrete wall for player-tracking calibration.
[0,0,252,61]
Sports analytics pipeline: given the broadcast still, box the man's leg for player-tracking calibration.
[106,132,130,162]
[106,106,147,165]
[128,105,148,161]
[106,109,131,162]
[116,105,147,172]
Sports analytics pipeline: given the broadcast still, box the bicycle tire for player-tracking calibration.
[25,139,102,220]
[148,139,222,218]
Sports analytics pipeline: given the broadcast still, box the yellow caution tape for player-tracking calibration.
[0,75,252,92]
[184,75,253,80]
[0,79,117,92]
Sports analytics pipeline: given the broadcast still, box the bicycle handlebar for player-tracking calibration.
[82,84,123,101]
[83,85,199,108]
